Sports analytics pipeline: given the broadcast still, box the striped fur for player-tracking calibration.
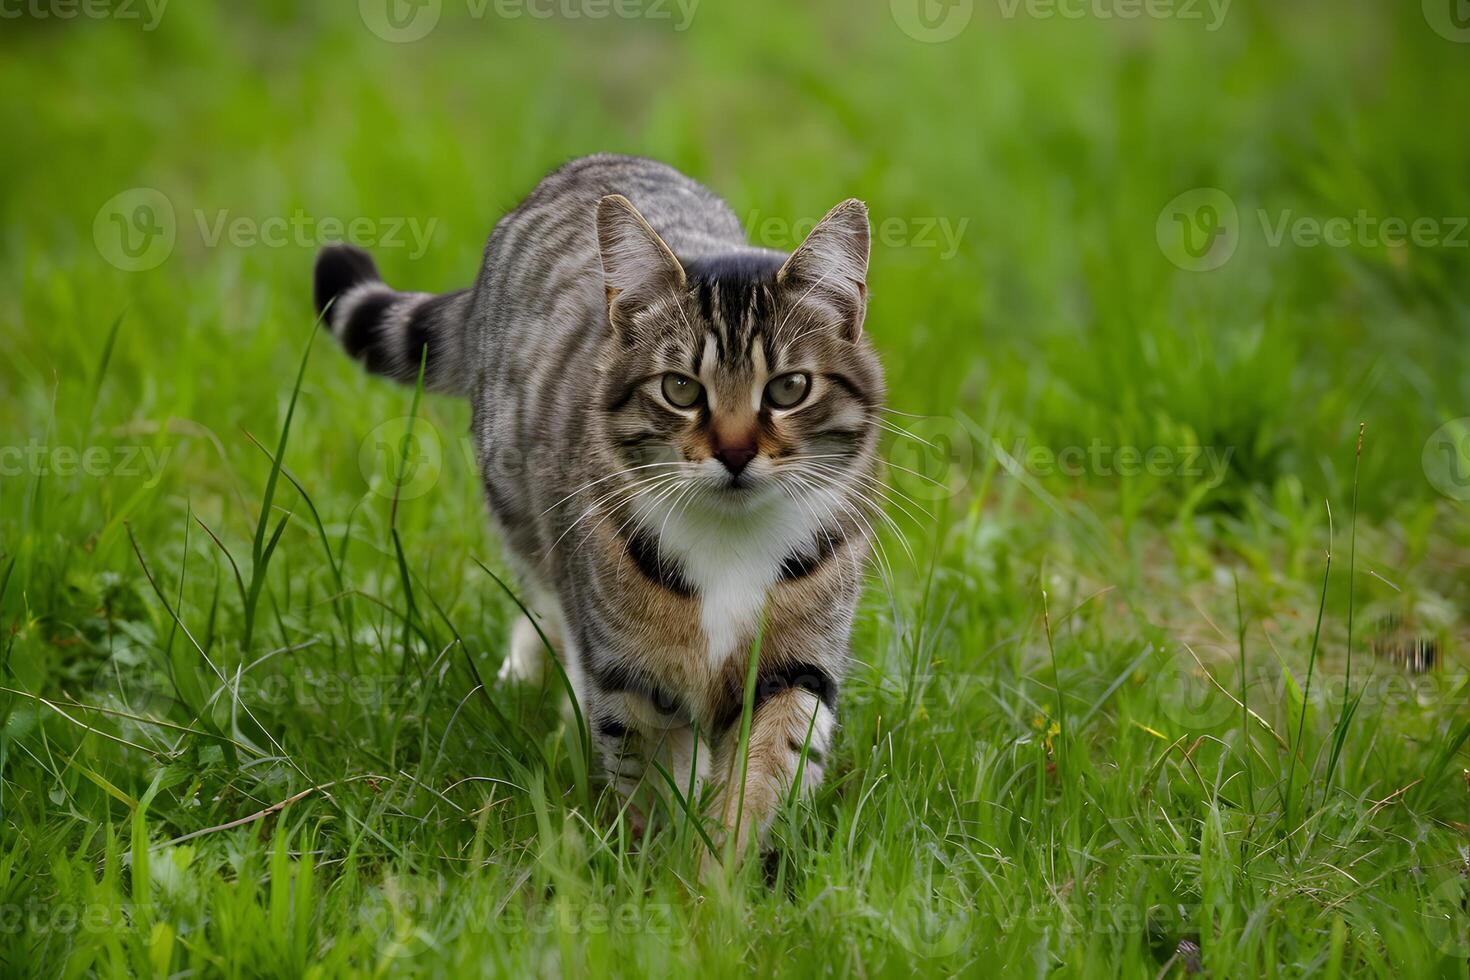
[314,245,474,393]
[314,155,885,867]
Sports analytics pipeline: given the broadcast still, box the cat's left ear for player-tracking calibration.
[597,194,687,324]
[777,199,870,340]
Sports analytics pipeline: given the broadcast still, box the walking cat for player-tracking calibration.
[313,155,884,864]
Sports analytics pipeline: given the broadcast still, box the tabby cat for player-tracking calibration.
[313,154,884,864]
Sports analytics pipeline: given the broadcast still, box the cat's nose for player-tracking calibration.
[714,442,757,477]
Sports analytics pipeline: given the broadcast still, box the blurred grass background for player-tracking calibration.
[3,0,1470,975]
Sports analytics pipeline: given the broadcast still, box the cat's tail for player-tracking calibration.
[313,243,473,396]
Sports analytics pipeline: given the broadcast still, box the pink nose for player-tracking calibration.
[714,442,757,477]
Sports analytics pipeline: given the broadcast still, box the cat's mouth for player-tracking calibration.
[700,471,781,511]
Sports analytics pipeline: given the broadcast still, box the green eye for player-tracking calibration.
[764,372,811,409]
[661,373,703,409]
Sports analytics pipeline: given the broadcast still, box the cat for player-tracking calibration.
[313,154,884,865]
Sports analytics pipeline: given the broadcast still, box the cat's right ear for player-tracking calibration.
[596,195,686,326]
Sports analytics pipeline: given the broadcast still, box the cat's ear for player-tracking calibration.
[596,195,686,319]
[777,199,870,339]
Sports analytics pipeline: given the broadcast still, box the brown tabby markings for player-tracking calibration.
[314,154,884,867]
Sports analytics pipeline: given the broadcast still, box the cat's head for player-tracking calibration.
[594,194,884,515]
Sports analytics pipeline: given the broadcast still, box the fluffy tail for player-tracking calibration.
[313,244,473,395]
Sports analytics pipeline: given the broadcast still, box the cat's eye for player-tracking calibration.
[661,373,704,409]
[764,372,811,409]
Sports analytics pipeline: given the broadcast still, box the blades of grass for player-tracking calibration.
[126,523,303,778]
[389,348,431,682]
[472,557,590,803]
[417,583,554,774]
[391,345,430,531]
[83,311,125,443]
[245,510,295,654]
[784,697,822,811]
[1042,585,1068,779]
[75,762,140,811]
[1076,643,1155,729]
[0,687,253,748]
[240,427,348,602]
[1234,574,1257,851]
[1408,719,1470,810]
[390,529,424,683]
[1283,502,1333,858]
[192,514,247,612]
[1324,424,1366,805]
[0,553,15,611]
[649,759,719,855]
[243,314,322,650]
[724,618,765,869]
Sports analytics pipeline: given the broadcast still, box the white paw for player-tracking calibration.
[496,615,548,686]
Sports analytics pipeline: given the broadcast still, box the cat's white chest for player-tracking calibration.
[655,497,808,666]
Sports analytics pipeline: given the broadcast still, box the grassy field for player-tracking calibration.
[4,0,1470,975]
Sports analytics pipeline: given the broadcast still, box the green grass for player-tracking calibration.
[4,0,1470,975]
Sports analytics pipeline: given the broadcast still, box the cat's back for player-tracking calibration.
[473,155,749,329]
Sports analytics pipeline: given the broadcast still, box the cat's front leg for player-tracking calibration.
[710,675,836,867]
[590,688,714,838]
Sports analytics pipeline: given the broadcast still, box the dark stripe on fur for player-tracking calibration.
[623,527,695,598]
[756,663,837,712]
[777,528,846,582]
[595,716,629,739]
[403,302,438,371]
[715,662,838,731]
[683,253,785,365]
[342,292,394,361]
[823,372,872,406]
[587,657,691,724]
[314,243,379,319]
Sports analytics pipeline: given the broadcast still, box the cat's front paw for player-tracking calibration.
[495,614,548,686]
